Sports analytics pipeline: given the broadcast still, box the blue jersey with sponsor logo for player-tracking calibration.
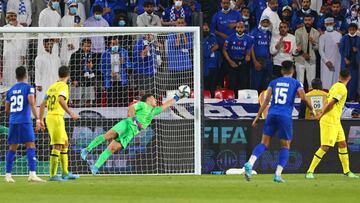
[6,82,35,124]
[211,10,241,46]
[224,33,253,60]
[249,27,271,59]
[268,77,303,118]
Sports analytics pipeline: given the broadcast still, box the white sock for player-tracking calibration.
[275,165,283,176]
[29,171,36,176]
[6,173,12,178]
[248,155,257,166]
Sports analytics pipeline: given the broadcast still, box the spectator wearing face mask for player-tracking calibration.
[317,0,346,34]
[90,0,125,25]
[84,5,109,59]
[101,37,130,107]
[292,0,318,30]
[64,0,86,22]
[210,0,241,47]
[7,0,32,27]
[319,17,342,90]
[38,0,61,57]
[249,15,272,92]
[339,23,360,101]
[240,7,252,33]
[161,0,192,26]
[260,0,281,37]
[137,0,161,27]
[60,1,83,66]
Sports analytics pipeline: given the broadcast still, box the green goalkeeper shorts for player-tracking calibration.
[111,118,140,149]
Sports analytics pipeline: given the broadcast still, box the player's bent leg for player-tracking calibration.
[306,145,330,179]
[244,135,271,181]
[91,141,123,175]
[5,144,18,183]
[82,130,118,161]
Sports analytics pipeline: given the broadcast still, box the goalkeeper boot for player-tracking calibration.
[305,172,315,179]
[62,172,80,180]
[49,176,66,181]
[273,175,285,183]
[81,148,89,161]
[344,172,359,178]
[4,175,15,183]
[244,162,252,181]
[90,165,99,175]
[28,175,46,183]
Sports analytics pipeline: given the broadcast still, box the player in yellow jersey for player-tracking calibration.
[306,70,359,179]
[299,79,328,119]
[39,66,79,181]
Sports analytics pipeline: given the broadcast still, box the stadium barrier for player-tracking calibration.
[1,119,359,175]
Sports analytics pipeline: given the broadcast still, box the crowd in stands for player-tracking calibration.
[0,0,360,108]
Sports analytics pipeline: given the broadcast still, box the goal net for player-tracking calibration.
[0,27,201,175]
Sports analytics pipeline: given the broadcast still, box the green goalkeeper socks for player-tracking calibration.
[95,149,113,168]
[86,135,106,152]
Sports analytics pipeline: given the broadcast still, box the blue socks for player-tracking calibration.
[279,148,289,168]
[252,143,267,158]
[27,148,36,172]
[6,150,16,174]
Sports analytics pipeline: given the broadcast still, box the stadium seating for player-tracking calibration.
[214,89,235,100]
[237,89,259,104]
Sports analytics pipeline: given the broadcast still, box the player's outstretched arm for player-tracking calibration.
[58,96,78,120]
[252,88,272,127]
[161,85,191,111]
[28,94,40,132]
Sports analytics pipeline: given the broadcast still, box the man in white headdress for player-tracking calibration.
[2,10,28,87]
[60,0,83,66]
[319,17,342,90]
[7,0,32,26]
[38,0,61,56]
[35,39,61,105]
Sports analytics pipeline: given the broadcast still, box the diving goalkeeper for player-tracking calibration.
[81,88,189,175]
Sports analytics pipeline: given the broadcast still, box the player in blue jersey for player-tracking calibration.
[4,66,46,183]
[243,61,315,183]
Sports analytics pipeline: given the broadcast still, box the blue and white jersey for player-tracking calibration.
[6,82,35,124]
[249,27,272,59]
[268,77,303,118]
[224,33,253,60]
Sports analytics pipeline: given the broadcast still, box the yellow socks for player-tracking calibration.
[338,147,350,174]
[50,149,60,177]
[60,148,69,176]
[307,148,327,173]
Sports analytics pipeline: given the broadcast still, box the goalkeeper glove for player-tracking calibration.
[133,117,143,130]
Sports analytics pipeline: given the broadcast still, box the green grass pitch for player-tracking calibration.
[0,174,358,203]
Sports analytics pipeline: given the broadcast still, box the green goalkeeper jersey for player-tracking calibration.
[133,102,163,129]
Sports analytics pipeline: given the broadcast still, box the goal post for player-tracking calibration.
[0,26,202,175]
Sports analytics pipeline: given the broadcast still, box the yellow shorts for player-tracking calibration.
[320,121,345,147]
[46,115,68,145]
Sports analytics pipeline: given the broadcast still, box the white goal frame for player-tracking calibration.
[0,26,202,175]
